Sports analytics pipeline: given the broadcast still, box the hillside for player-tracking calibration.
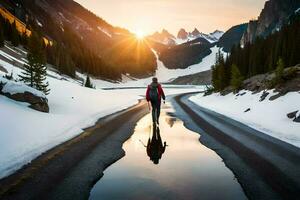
[0,0,157,79]
[217,23,248,52]
[157,38,213,69]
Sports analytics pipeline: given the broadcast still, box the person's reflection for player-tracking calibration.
[146,125,167,165]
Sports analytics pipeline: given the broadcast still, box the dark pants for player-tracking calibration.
[151,100,161,123]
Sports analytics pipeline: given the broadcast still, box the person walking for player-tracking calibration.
[146,77,165,124]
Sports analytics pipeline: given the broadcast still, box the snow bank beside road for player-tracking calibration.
[0,76,45,97]
[190,91,300,148]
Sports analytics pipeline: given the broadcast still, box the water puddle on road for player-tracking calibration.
[89,105,247,200]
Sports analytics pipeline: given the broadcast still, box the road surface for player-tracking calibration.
[0,92,299,200]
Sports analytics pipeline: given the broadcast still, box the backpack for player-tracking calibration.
[149,85,159,102]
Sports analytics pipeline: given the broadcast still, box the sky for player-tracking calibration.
[75,0,267,35]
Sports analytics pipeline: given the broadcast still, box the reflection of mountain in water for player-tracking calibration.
[146,125,167,165]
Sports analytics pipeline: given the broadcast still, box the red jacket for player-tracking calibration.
[146,83,165,102]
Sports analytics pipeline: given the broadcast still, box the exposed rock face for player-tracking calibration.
[2,91,49,112]
[224,65,300,99]
[244,108,251,113]
[287,111,298,119]
[217,23,248,52]
[0,82,49,113]
[241,0,300,45]
[294,115,300,123]
[177,28,188,39]
[148,29,176,46]
[287,111,300,123]
[190,28,201,37]
[260,91,270,102]
[241,20,258,45]
[161,29,175,39]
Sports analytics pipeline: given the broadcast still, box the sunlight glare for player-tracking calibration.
[135,30,145,40]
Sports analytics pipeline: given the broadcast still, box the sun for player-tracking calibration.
[135,30,145,40]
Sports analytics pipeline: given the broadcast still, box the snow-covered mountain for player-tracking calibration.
[148,29,177,46]
[175,28,224,44]
[149,28,224,46]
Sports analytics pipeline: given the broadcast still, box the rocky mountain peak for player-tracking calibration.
[241,0,300,45]
[191,28,200,37]
[161,29,175,38]
[177,28,188,39]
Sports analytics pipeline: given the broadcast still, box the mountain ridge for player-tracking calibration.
[241,0,300,45]
[148,28,224,45]
[1,0,157,79]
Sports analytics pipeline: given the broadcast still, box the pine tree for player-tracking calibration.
[274,58,285,84]
[84,75,94,88]
[217,64,226,90]
[211,51,227,91]
[0,26,4,47]
[20,31,28,46]
[211,65,219,91]
[19,32,50,94]
[11,21,20,47]
[230,64,243,92]
[19,63,34,87]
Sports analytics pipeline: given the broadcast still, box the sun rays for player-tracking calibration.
[134,29,146,40]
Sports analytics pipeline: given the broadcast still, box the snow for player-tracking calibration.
[0,77,46,98]
[190,42,202,46]
[210,30,224,40]
[0,50,27,65]
[97,26,112,38]
[152,46,218,81]
[58,12,71,23]
[0,50,202,179]
[5,45,22,56]
[0,58,22,75]
[75,45,222,89]
[36,20,43,27]
[190,90,300,148]
[15,47,28,55]
[175,31,224,45]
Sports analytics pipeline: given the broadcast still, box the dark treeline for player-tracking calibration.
[212,14,300,91]
[45,24,121,79]
[0,15,28,48]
